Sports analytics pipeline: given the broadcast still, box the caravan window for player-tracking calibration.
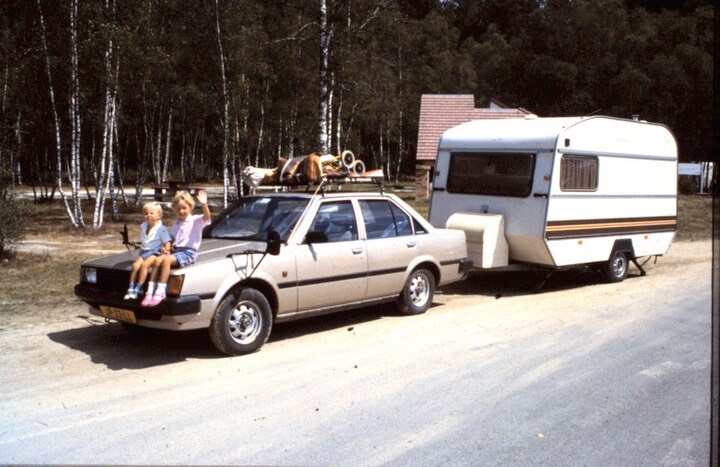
[560,155,598,191]
[447,153,534,197]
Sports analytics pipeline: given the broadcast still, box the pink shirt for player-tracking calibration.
[170,214,210,251]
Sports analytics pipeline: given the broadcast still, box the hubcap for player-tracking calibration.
[409,273,429,306]
[612,253,627,277]
[228,302,262,344]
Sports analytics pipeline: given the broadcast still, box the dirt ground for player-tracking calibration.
[4,236,711,334]
[0,238,712,465]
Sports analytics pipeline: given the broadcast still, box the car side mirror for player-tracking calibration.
[305,231,328,244]
[266,230,281,256]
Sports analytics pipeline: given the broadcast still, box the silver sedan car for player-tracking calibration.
[76,191,471,356]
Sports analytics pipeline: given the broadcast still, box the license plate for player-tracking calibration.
[99,306,137,324]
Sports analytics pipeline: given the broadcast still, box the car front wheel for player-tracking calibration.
[398,268,435,315]
[210,287,272,356]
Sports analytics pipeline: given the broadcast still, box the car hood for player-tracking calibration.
[81,238,270,270]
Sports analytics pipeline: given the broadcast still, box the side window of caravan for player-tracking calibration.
[560,155,598,191]
[447,153,534,197]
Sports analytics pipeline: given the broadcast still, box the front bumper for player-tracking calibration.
[74,283,202,318]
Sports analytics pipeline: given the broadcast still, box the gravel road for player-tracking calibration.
[0,240,711,465]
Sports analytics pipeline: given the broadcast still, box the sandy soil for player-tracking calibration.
[0,239,712,464]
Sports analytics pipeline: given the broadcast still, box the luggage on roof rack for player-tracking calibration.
[241,150,383,191]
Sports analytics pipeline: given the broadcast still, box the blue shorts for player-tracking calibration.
[139,249,161,260]
[172,248,197,268]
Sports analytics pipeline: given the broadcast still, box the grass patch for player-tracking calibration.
[675,194,713,241]
[0,251,89,315]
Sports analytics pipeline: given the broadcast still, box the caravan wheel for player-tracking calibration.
[601,250,629,283]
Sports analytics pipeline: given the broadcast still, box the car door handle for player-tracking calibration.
[352,247,364,254]
[406,240,417,248]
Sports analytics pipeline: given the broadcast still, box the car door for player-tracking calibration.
[295,200,368,311]
[359,199,418,299]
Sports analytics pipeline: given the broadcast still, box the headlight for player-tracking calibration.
[82,267,98,284]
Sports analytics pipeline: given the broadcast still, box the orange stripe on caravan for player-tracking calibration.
[546,219,676,232]
[545,216,677,240]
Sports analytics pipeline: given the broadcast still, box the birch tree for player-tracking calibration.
[317,0,331,154]
[215,0,231,207]
[37,0,84,227]
[92,0,119,229]
[68,0,85,227]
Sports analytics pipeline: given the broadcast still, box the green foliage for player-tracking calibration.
[0,199,34,259]
[0,0,713,206]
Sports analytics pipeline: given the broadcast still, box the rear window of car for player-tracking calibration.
[359,200,416,239]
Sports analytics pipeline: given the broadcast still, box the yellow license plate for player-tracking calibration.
[99,306,137,324]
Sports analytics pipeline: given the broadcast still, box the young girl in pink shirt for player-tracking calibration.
[142,189,211,307]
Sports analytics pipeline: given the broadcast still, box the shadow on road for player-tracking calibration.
[439,268,644,298]
[47,306,392,370]
[47,317,219,371]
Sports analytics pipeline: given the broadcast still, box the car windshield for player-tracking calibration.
[208,196,308,242]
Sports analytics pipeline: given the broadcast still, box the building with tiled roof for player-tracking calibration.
[415,95,531,199]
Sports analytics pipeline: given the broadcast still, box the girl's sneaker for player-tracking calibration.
[144,292,166,307]
[140,294,153,307]
[124,287,137,300]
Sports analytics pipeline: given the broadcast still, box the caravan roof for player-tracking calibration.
[438,116,677,160]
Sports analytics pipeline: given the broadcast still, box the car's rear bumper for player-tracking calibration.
[459,257,474,275]
[74,283,202,318]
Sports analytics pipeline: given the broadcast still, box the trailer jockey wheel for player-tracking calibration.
[601,250,629,283]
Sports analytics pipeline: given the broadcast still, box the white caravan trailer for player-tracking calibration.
[428,115,677,282]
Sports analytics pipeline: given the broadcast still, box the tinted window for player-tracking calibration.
[209,196,307,242]
[360,200,415,239]
[308,201,358,243]
[447,153,534,197]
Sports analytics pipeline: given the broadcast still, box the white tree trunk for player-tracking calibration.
[255,82,267,167]
[162,99,173,183]
[335,88,342,154]
[215,0,230,207]
[69,0,85,227]
[318,0,331,154]
[37,0,79,226]
[154,108,163,184]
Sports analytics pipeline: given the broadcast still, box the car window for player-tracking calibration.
[307,201,358,243]
[360,200,414,239]
[208,196,307,242]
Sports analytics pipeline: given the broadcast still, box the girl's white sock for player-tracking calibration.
[146,282,157,295]
[156,283,167,295]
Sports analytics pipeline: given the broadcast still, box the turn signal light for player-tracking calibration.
[167,275,185,297]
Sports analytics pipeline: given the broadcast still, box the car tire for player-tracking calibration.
[398,268,435,315]
[209,287,273,356]
[601,250,629,283]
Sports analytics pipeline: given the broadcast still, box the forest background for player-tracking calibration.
[0,0,713,229]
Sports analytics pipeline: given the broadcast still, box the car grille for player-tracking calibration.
[98,268,130,293]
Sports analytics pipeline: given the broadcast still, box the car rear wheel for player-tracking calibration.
[601,250,629,283]
[209,287,272,356]
[398,268,435,315]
